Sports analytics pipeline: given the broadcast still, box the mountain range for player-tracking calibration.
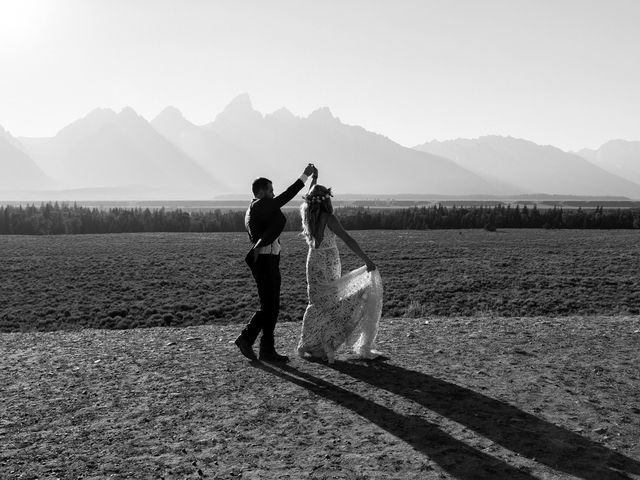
[414,136,640,199]
[16,107,222,198]
[2,94,639,199]
[578,140,640,186]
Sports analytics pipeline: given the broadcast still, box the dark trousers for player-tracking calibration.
[242,254,281,352]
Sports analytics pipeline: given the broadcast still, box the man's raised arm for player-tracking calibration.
[273,163,316,208]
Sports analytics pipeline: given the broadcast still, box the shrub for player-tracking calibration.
[403,300,427,318]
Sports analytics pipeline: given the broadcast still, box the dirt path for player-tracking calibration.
[2,316,639,479]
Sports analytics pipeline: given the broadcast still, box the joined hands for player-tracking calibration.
[304,163,319,178]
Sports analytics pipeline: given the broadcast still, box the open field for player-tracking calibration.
[1,230,640,332]
[1,316,639,479]
[2,230,639,478]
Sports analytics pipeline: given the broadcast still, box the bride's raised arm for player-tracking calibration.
[308,166,318,192]
[326,213,376,271]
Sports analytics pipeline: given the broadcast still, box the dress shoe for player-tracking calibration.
[259,351,290,362]
[235,335,258,361]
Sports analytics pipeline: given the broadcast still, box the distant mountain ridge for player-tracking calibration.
[18,108,223,198]
[153,94,498,196]
[2,95,639,199]
[577,140,640,185]
[414,136,640,199]
[0,125,50,190]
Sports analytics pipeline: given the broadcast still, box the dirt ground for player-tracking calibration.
[2,316,639,479]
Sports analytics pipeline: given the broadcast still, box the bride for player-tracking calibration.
[296,174,383,364]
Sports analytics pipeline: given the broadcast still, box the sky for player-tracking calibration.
[0,0,638,151]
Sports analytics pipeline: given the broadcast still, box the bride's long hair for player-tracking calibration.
[300,184,333,248]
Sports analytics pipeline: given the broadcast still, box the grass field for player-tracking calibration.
[1,229,640,332]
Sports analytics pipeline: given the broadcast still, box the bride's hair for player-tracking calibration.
[300,184,333,248]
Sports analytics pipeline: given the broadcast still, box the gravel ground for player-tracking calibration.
[2,316,639,479]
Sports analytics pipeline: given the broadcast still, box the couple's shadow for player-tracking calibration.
[257,357,639,480]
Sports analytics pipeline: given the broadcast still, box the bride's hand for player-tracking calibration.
[303,163,315,176]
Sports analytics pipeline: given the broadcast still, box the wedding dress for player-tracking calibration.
[297,229,383,363]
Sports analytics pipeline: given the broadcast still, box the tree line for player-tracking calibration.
[1,203,639,235]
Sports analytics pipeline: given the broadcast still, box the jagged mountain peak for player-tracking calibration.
[115,107,151,131]
[223,93,256,114]
[154,105,185,122]
[118,106,140,119]
[54,108,116,139]
[266,107,298,122]
[13,105,222,194]
[0,124,22,150]
[598,139,640,151]
[84,107,118,122]
[72,106,144,128]
[227,93,253,108]
[307,107,338,123]
[214,93,262,124]
[59,107,148,138]
[151,106,198,135]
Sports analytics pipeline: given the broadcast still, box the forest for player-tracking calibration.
[1,202,640,235]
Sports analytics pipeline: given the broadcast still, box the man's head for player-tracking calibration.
[252,177,274,199]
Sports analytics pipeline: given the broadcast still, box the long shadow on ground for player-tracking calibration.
[328,359,640,480]
[257,362,537,479]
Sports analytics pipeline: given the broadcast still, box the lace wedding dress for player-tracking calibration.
[297,229,383,363]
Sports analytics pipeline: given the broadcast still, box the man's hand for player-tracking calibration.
[303,163,315,177]
[245,246,260,267]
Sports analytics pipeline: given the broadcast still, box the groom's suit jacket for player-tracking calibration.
[245,178,305,250]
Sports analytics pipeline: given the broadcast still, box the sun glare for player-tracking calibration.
[0,0,49,44]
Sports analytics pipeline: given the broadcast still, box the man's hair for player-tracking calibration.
[252,177,272,196]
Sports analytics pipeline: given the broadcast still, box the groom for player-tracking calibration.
[235,163,317,362]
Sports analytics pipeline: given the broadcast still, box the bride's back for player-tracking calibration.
[311,213,329,249]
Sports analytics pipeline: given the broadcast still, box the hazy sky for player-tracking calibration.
[1,0,638,151]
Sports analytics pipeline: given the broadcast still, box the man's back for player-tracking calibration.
[245,178,305,246]
[245,198,286,246]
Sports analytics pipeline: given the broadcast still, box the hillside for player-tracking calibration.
[415,136,640,199]
[0,126,50,190]
[578,140,640,185]
[19,108,223,198]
